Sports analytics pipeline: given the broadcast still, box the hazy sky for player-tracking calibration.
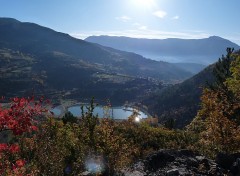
[1,0,240,44]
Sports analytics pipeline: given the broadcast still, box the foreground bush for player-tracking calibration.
[0,96,49,175]
[0,98,193,175]
[0,97,211,175]
[187,49,240,158]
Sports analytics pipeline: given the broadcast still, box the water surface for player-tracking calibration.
[52,105,148,120]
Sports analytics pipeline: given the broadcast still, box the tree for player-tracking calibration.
[164,118,175,130]
[96,119,136,175]
[0,96,49,175]
[188,49,240,156]
[225,53,240,124]
[226,54,240,97]
[197,89,240,155]
[81,98,98,148]
[62,111,78,124]
[211,47,234,90]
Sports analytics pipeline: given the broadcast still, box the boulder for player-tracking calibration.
[119,149,226,176]
[216,153,240,169]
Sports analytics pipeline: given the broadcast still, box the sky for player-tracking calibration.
[0,0,240,45]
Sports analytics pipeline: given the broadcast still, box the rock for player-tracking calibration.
[166,168,179,176]
[81,171,92,176]
[200,158,211,170]
[124,170,146,176]
[230,158,240,175]
[208,164,223,175]
[195,156,205,161]
[144,150,175,171]
[119,161,146,176]
[119,149,227,176]
[186,157,198,167]
[178,149,195,157]
[216,153,240,170]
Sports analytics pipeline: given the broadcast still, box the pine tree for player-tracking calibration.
[210,47,234,90]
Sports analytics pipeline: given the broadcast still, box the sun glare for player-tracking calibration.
[135,116,141,123]
[130,0,156,9]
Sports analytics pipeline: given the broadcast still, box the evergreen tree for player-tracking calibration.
[210,47,234,90]
[62,111,78,124]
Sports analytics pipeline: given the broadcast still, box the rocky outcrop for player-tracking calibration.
[119,149,239,176]
[216,152,240,175]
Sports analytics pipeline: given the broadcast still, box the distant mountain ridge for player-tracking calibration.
[85,35,240,65]
[0,17,192,102]
[0,18,192,80]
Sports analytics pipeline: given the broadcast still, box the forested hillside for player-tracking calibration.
[0,18,192,103]
[144,49,239,128]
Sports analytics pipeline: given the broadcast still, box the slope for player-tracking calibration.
[143,64,215,128]
[0,18,191,81]
[0,18,192,103]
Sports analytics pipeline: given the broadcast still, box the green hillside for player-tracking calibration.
[144,63,215,128]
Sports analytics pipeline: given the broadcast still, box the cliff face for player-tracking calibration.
[120,150,240,176]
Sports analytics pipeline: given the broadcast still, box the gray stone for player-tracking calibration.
[81,171,91,176]
[119,149,228,176]
[166,168,179,176]
[195,156,205,161]
[230,158,240,175]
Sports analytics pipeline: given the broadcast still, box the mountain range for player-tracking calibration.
[85,35,240,65]
[0,18,192,103]
[1,17,238,128]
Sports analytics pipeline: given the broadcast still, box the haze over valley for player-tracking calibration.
[86,35,240,65]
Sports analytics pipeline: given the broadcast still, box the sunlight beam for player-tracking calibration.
[130,0,156,9]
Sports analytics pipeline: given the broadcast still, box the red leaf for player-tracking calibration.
[15,159,25,167]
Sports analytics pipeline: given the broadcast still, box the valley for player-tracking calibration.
[0,18,190,106]
[1,0,240,174]
[1,18,239,125]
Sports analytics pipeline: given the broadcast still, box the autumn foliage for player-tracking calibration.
[188,49,240,157]
[0,96,49,175]
[1,49,240,175]
[1,95,192,175]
